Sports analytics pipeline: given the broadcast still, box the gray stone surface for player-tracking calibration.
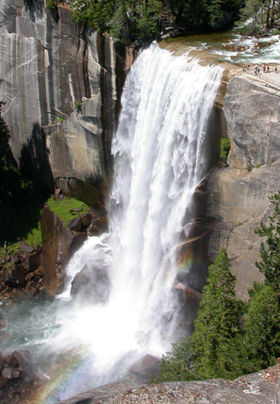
[224,76,280,169]
[53,365,279,404]
[0,0,133,185]
[206,76,280,299]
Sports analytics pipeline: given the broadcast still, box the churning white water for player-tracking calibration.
[2,43,223,403]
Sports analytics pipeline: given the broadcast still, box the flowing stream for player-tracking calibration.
[1,43,223,403]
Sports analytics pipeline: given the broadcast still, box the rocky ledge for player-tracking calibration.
[54,364,280,404]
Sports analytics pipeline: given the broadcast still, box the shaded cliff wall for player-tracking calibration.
[205,76,280,299]
[0,0,133,188]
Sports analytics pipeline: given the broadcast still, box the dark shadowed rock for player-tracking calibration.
[26,253,41,273]
[41,204,73,294]
[54,188,62,199]
[10,255,20,266]
[70,208,83,214]
[71,264,110,303]
[128,354,161,380]
[0,349,40,403]
[91,216,108,233]
[70,232,87,255]
[0,313,6,330]
[67,217,82,232]
[80,212,92,228]
[0,375,7,388]
[2,367,20,379]
[4,264,26,288]
[19,242,34,254]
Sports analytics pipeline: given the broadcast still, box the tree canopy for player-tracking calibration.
[57,0,244,45]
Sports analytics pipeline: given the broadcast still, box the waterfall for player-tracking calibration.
[3,43,223,403]
[46,43,223,400]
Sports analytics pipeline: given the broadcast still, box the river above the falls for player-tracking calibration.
[159,30,280,66]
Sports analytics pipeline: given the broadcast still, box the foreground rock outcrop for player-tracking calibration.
[0,349,41,404]
[53,364,280,404]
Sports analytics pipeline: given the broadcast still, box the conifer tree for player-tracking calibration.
[244,282,280,369]
[255,191,280,293]
[191,248,240,379]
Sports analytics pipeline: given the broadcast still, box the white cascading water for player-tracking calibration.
[13,43,223,402]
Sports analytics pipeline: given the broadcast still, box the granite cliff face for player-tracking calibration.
[206,76,280,299]
[0,0,133,188]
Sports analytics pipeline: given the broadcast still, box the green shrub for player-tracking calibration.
[154,335,197,383]
[74,100,83,112]
[220,138,231,162]
[46,0,59,10]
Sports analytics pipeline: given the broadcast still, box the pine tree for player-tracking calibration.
[244,282,280,369]
[191,248,240,379]
[255,191,280,293]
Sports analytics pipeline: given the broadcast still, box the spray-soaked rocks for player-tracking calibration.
[71,264,111,304]
[0,192,108,299]
[40,201,108,296]
[0,244,43,299]
[0,349,41,403]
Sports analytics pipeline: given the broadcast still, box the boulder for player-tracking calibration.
[67,218,82,232]
[4,263,27,289]
[26,253,41,273]
[70,232,87,255]
[71,264,110,303]
[2,367,20,380]
[91,215,108,233]
[80,212,92,228]
[70,208,83,214]
[41,205,73,294]
[128,354,161,380]
[0,313,6,330]
[19,242,34,254]
[0,376,7,388]
[0,349,39,402]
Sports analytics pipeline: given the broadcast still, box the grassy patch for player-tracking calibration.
[0,196,89,259]
[46,196,88,225]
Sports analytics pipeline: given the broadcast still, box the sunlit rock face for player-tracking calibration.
[206,77,280,300]
[0,0,132,185]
